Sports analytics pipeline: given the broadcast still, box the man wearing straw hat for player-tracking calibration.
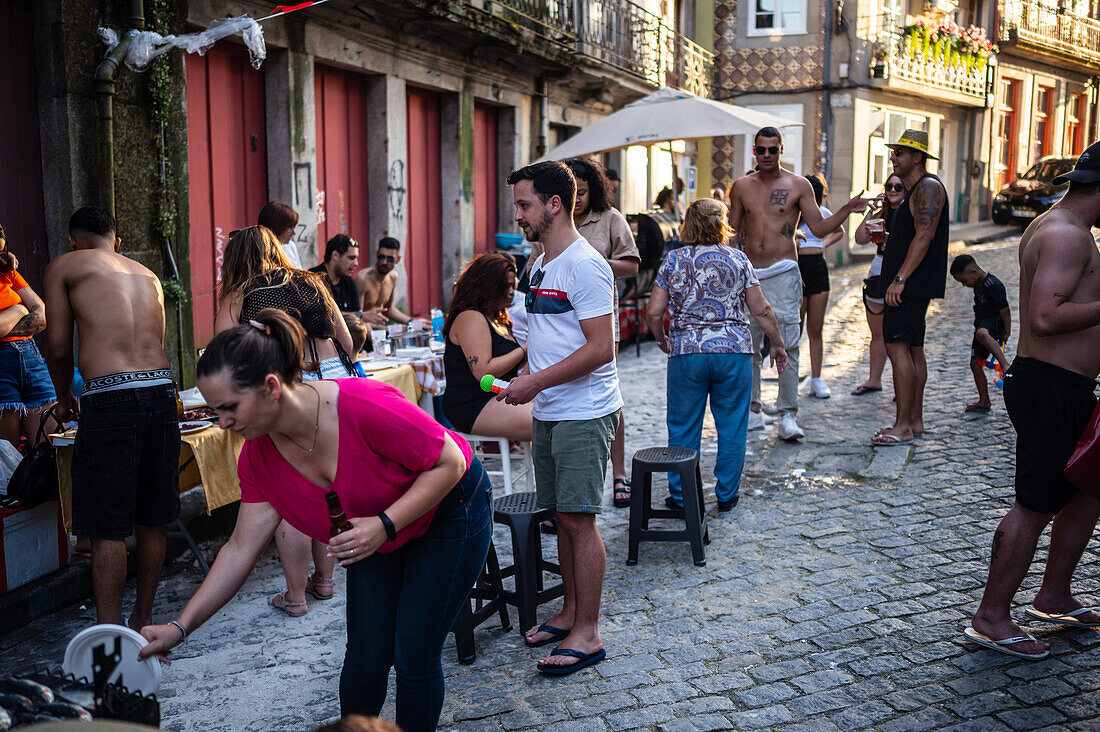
[872,129,949,447]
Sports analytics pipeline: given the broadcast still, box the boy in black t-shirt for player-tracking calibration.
[950,254,1011,412]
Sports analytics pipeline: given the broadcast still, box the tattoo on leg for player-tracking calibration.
[991,529,1004,561]
[769,189,790,206]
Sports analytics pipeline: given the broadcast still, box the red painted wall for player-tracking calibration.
[473,103,499,255]
[405,88,443,316]
[185,43,268,347]
[314,65,370,266]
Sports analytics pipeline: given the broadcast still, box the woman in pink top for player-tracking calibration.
[139,309,492,732]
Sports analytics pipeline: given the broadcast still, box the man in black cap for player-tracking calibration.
[968,140,1100,660]
[873,129,949,447]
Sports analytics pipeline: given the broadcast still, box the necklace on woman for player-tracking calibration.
[284,383,320,453]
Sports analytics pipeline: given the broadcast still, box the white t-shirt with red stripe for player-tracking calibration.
[526,238,623,421]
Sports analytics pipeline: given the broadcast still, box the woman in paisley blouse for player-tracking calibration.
[646,198,789,511]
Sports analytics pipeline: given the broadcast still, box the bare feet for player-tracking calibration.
[971,615,1049,657]
[525,613,574,646]
[537,628,602,670]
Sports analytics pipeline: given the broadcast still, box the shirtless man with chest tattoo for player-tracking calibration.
[728,126,869,441]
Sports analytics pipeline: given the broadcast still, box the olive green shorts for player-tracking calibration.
[532,409,621,514]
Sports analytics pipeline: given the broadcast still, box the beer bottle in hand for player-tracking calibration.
[326,491,354,537]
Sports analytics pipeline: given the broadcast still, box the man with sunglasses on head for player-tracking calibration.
[728,126,870,441]
[497,160,621,677]
[354,237,411,326]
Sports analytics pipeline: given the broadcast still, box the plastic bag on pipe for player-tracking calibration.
[98,27,120,53]
[98,16,266,71]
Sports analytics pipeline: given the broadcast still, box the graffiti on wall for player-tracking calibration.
[388,159,406,223]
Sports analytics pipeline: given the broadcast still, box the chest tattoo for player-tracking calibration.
[770,189,790,206]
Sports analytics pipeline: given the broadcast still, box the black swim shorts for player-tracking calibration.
[71,384,182,539]
[798,253,830,296]
[883,297,930,346]
[1003,356,1097,515]
[970,317,1006,361]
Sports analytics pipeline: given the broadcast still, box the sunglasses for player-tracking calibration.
[525,269,545,308]
[377,254,396,263]
[884,183,905,192]
[754,146,780,155]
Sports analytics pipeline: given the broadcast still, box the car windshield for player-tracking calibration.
[1043,160,1075,181]
[1020,163,1043,180]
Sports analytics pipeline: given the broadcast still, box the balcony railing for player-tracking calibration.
[998,0,1100,66]
[870,27,989,103]
[466,0,713,96]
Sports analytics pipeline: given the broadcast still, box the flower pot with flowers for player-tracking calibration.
[901,12,996,75]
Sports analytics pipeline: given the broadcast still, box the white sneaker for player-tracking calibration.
[748,411,766,431]
[777,414,805,441]
[810,378,831,399]
[762,403,780,415]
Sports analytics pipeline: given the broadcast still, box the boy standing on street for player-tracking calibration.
[950,254,1011,412]
[498,161,621,676]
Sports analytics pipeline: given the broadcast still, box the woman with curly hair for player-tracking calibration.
[442,252,530,440]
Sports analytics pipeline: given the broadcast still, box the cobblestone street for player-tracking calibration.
[4,238,1099,731]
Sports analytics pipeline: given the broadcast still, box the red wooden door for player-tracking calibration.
[186,43,268,347]
[473,103,499,255]
[0,0,48,292]
[315,65,369,264]
[406,88,443,316]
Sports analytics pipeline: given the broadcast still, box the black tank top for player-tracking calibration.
[442,314,522,432]
[882,173,949,300]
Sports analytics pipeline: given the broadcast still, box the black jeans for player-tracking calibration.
[339,458,492,731]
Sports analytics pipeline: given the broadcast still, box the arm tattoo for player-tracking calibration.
[780,221,795,238]
[467,355,479,367]
[912,179,945,232]
[8,311,45,337]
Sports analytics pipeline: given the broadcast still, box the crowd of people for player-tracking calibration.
[4,125,1096,730]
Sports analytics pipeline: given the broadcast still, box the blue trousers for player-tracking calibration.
[339,459,493,731]
[666,353,752,504]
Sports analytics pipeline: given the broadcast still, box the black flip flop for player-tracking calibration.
[612,478,631,508]
[525,622,571,648]
[850,385,882,396]
[537,647,606,675]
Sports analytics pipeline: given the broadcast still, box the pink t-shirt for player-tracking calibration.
[238,378,473,551]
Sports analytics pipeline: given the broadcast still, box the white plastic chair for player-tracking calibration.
[455,433,533,496]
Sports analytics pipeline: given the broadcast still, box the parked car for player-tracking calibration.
[992,156,1076,224]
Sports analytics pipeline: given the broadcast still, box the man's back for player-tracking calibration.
[730,169,807,268]
[1017,207,1100,377]
[51,249,168,379]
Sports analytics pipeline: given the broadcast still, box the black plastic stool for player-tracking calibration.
[628,446,710,566]
[451,541,512,664]
[493,491,564,634]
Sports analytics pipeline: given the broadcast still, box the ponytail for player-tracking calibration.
[197,308,314,387]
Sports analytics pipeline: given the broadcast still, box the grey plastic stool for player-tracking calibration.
[493,491,564,634]
[627,446,710,566]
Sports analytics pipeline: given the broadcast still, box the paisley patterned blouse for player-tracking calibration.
[654,245,759,356]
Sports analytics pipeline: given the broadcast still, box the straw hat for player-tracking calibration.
[886,129,939,161]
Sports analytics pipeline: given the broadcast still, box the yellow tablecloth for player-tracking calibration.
[55,425,244,533]
[363,363,421,403]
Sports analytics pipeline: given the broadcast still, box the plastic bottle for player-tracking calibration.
[479,374,510,394]
[430,308,445,339]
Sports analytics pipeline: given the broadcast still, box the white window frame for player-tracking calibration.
[747,0,807,36]
[743,104,804,175]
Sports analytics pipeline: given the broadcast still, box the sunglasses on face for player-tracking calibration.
[525,269,545,308]
[754,146,780,155]
[377,254,396,263]
[884,183,905,193]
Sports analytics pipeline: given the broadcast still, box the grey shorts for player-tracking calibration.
[532,410,621,514]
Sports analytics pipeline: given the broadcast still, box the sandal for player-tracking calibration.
[271,591,308,617]
[306,574,335,600]
[612,478,631,508]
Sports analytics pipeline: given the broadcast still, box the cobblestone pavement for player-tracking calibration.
[4,239,1100,731]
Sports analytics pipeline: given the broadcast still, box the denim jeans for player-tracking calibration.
[666,352,752,504]
[339,458,492,732]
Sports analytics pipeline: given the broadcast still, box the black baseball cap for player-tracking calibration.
[1053,140,1100,185]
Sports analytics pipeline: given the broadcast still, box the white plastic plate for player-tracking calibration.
[62,624,162,696]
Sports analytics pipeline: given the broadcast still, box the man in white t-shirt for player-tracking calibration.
[498,161,622,676]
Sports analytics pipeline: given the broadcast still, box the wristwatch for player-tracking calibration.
[893,276,906,285]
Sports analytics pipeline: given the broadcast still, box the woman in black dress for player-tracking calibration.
[441,253,530,439]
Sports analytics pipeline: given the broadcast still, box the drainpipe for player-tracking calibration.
[94,1,145,216]
[822,0,833,180]
[536,73,550,158]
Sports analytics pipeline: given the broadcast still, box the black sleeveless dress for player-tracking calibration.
[442,314,522,433]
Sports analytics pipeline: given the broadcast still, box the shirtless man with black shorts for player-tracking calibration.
[44,207,179,629]
[968,140,1100,660]
[354,237,410,326]
[728,126,869,441]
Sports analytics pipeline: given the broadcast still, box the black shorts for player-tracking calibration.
[798,253,830,296]
[1003,357,1097,515]
[71,385,182,539]
[971,317,1006,360]
[883,297,930,346]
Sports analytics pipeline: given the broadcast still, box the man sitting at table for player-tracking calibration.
[355,237,411,326]
[44,206,180,630]
[310,234,361,315]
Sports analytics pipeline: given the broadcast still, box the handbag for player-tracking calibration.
[1064,398,1100,503]
[6,405,61,506]
[862,276,884,315]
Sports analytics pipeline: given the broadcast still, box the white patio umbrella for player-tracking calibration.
[542,86,801,160]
